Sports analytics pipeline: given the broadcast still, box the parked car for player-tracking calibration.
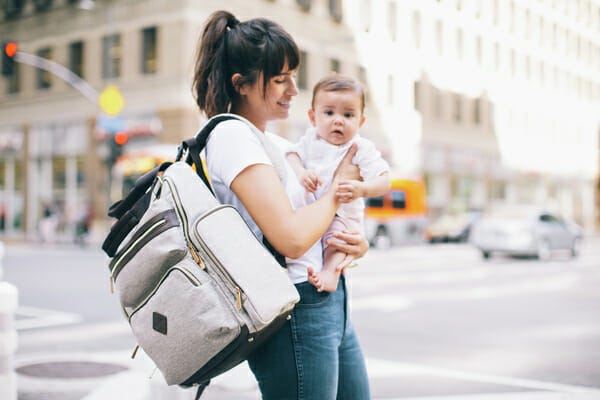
[424,210,481,243]
[0,240,4,280]
[470,208,582,260]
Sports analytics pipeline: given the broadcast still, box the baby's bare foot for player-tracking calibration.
[307,268,339,293]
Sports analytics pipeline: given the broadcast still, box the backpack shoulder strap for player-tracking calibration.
[180,114,288,268]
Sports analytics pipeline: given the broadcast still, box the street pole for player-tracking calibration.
[0,241,18,400]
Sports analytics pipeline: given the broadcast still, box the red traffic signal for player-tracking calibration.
[4,42,17,58]
[2,41,18,77]
[114,131,128,146]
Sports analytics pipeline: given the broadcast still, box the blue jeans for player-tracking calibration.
[247,275,370,400]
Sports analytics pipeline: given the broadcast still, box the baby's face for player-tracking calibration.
[309,90,365,146]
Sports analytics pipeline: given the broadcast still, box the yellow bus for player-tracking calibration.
[364,178,428,247]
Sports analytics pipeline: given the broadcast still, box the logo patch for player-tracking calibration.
[153,312,168,335]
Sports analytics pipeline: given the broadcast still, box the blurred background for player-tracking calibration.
[0,0,598,245]
[1,2,600,400]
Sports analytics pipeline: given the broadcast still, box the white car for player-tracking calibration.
[0,240,4,280]
[471,210,582,260]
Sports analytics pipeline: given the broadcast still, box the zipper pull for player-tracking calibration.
[188,244,206,269]
[235,287,242,310]
[131,344,140,359]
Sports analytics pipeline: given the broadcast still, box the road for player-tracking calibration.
[3,237,600,399]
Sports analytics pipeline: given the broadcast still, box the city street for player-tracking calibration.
[3,236,600,400]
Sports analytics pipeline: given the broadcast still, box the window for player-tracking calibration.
[435,20,444,54]
[366,196,384,208]
[387,1,397,41]
[69,41,84,79]
[37,47,52,89]
[360,0,371,32]
[476,36,482,65]
[141,27,158,74]
[473,97,481,124]
[358,65,367,88]
[391,190,406,209]
[330,58,340,73]
[453,94,462,122]
[413,80,421,111]
[387,75,394,105]
[490,180,506,200]
[433,88,442,119]
[296,0,311,12]
[102,34,121,79]
[413,11,421,48]
[297,50,308,90]
[456,29,463,60]
[328,0,343,22]
[510,49,516,76]
[494,42,500,70]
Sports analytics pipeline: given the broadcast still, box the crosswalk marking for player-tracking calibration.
[366,358,600,394]
[16,306,83,330]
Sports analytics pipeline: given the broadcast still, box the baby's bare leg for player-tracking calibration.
[307,246,345,292]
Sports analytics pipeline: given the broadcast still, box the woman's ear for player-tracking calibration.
[231,73,245,94]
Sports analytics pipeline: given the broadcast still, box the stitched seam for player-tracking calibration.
[290,310,304,400]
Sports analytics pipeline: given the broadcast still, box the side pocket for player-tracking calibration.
[110,208,187,308]
[129,258,242,385]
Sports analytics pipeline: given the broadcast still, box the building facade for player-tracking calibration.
[0,0,599,241]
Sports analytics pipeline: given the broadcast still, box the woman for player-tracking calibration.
[193,10,371,399]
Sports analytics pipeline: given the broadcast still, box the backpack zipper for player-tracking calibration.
[128,266,201,321]
[109,218,168,293]
[192,206,245,311]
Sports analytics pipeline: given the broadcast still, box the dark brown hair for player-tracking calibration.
[193,10,300,118]
[311,74,366,113]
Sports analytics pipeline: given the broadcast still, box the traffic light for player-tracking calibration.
[108,131,128,165]
[2,41,18,77]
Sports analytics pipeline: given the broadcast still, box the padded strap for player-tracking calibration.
[107,162,171,219]
[102,190,152,257]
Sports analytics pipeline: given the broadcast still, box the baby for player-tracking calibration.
[286,74,390,292]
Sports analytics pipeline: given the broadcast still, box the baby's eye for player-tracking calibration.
[344,112,354,118]
[324,110,334,116]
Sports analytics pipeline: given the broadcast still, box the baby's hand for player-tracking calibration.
[335,180,365,203]
[299,170,322,193]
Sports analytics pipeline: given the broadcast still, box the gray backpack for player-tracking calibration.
[102,114,299,389]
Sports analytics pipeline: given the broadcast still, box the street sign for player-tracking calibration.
[99,85,125,116]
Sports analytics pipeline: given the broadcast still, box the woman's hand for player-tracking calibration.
[325,229,369,269]
[333,144,360,182]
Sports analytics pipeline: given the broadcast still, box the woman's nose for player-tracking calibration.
[287,77,299,96]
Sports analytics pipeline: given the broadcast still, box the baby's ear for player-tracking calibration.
[359,114,366,128]
[308,109,317,126]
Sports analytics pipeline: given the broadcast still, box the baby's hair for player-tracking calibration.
[311,74,366,113]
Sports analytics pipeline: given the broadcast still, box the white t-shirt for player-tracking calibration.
[205,119,322,284]
[288,127,390,221]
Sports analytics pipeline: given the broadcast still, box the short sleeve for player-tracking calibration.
[354,137,390,181]
[285,131,310,163]
[206,120,272,188]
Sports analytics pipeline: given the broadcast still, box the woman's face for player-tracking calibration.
[236,64,298,131]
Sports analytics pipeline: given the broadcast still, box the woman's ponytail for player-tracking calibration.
[193,11,299,118]
[193,10,239,117]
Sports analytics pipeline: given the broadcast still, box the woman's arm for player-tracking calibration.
[230,145,358,259]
